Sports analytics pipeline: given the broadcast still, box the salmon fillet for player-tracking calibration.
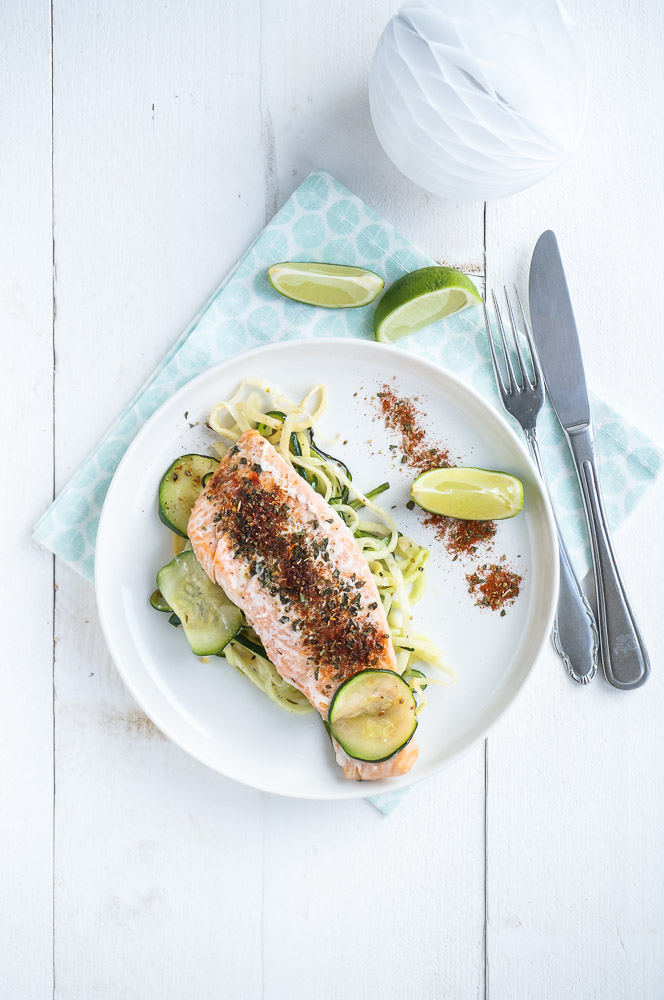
[187,429,418,781]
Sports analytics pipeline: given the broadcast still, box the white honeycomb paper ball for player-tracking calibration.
[369,0,587,201]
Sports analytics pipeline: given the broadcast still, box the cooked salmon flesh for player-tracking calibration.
[187,429,418,780]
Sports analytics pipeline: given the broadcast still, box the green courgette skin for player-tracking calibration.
[158,454,220,537]
[328,669,418,763]
[255,414,353,502]
[233,633,268,658]
[403,667,427,691]
[349,482,389,511]
[157,550,242,656]
[307,429,351,501]
[150,589,172,612]
[256,410,287,437]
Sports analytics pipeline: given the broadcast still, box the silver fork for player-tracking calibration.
[483,287,599,684]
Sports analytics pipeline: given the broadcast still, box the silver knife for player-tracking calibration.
[529,230,650,689]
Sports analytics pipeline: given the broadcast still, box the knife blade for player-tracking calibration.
[528,230,590,430]
[529,230,650,689]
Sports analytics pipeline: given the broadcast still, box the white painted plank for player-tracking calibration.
[0,1,54,996]
[52,1,266,995]
[259,6,487,996]
[260,0,485,271]
[485,0,664,995]
[53,576,264,998]
[484,0,664,443]
[263,754,486,1000]
[44,0,664,993]
[52,0,267,488]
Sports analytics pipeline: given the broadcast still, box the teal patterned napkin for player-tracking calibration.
[34,169,663,815]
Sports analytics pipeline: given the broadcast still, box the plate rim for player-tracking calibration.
[95,337,559,800]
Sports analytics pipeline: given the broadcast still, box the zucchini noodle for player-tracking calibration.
[208,379,456,714]
[224,629,313,715]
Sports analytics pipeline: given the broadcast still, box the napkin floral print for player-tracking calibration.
[34,168,662,589]
[32,168,663,815]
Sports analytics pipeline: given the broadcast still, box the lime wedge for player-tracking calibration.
[268,262,384,308]
[374,266,480,343]
[411,467,523,521]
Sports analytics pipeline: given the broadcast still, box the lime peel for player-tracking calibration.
[268,262,384,309]
[374,265,481,344]
[411,467,524,521]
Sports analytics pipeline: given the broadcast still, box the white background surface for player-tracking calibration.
[2,0,663,997]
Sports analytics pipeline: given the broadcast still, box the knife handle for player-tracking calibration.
[567,424,650,689]
[524,428,598,684]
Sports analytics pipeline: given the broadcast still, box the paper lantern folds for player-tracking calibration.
[369,0,587,201]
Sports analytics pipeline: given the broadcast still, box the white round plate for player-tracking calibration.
[96,339,558,799]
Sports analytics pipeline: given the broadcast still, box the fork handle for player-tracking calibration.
[524,428,599,684]
[566,424,650,689]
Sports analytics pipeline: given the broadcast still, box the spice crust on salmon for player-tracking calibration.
[188,429,419,779]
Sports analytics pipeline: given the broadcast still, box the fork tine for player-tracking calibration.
[513,286,544,392]
[503,286,531,389]
[482,295,508,395]
[490,288,519,393]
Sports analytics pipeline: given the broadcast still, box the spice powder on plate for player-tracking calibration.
[424,513,497,558]
[371,382,523,613]
[466,564,523,613]
[375,387,453,472]
[373,384,497,559]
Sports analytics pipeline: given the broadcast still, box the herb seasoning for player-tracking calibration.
[372,384,497,559]
[371,382,522,614]
[424,514,497,558]
[204,452,391,698]
[466,564,522,612]
[374,385,452,471]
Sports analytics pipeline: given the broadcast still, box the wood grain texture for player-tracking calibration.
[0,2,55,997]
[54,573,263,997]
[263,756,486,1000]
[4,0,664,995]
[51,0,266,474]
[51,1,265,996]
[485,1,664,996]
[259,0,485,271]
[258,8,487,998]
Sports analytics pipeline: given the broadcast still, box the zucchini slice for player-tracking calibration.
[150,589,172,612]
[328,669,417,762]
[158,454,220,537]
[157,550,242,655]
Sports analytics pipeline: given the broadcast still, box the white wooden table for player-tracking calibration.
[3,1,664,996]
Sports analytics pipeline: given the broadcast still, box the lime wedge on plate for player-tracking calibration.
[268,262,384,308]
[374,266,481,343]
[411,467,523,521]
